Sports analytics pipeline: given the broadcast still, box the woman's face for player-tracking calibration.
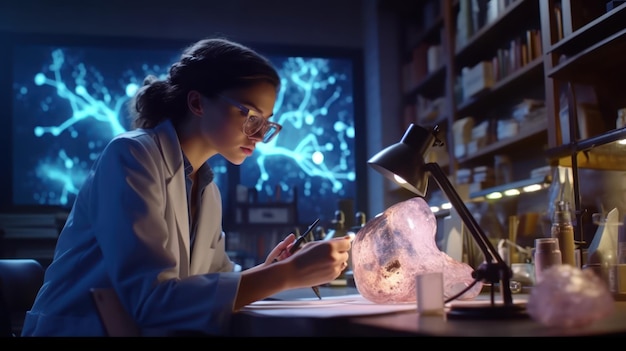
[201,82,278,165]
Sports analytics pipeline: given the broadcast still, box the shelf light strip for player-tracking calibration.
[482,179,549,201]
[430,178,549,214]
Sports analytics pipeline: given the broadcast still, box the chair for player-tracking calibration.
[90,288,141,337]
[91,287,211,337]
[0,259,45,337]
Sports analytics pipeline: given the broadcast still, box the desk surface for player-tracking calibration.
[349,305,626,337]
[229,286,626,337]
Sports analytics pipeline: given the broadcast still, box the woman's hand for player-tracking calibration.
[235,235,352,310]
[282,236,352,289]
[263,233,297,265]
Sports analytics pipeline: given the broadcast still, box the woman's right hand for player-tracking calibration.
[235,235,352,310]
[282,236,352,289]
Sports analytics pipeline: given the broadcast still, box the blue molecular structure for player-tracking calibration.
[12,44,357,224]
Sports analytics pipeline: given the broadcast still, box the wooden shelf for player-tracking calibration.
[549,2,626,57]
[469,175,549,200]
[408,15,444,50]
[547,28,626,85]
[455,0,539,68]
[457,118,547,164]
[420,113,449,129]
[545,126,626,159]
[392,0,551,208]
[456,57,543,117]
[557,150,626,171]
[404,65,446,101]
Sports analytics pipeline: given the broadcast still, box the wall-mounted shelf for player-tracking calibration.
[540,0,626,250]
[457,118,547,164]
[408,15,444,50]
[455,0,539,67]
[404,65,446,101]
[469,175,550,201]
[456,57,543,117]
[545,127,626,171]
[548,1,626,56]
[547,28,626,85]
[391,0,550,229]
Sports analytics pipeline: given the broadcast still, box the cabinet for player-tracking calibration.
[540,0,626,247]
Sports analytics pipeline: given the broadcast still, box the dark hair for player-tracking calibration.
[130,37,280,129]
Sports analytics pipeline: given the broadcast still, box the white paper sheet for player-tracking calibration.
[241,292,528,318]
[241,294,417,317]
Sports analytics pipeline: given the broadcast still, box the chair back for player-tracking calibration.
[0,259,45,337]
[90,287,141,337]
[90,288,211,337]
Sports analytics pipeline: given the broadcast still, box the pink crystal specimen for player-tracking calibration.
[352,197,482,304]
[527,264,614,327]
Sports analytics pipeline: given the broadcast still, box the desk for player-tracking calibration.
[349,304,626,337]
[229,286,626,337]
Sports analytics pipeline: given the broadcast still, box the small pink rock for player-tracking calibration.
[527,264,614,327]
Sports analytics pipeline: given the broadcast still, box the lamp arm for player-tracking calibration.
[425,162,514,306]
[424,162,501,263]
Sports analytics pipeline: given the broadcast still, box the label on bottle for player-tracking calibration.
[551,224,576,266]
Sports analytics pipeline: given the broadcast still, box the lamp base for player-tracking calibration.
[447,304,528,320]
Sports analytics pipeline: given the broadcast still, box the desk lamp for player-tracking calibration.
[368,123,527,319]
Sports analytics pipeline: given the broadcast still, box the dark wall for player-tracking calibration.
[0,0,364,48]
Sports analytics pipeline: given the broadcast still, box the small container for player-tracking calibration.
[534,237,562,283]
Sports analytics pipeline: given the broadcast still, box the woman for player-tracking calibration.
[22,37,351,336]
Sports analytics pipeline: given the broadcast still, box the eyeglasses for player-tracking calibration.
[218,95,282,143]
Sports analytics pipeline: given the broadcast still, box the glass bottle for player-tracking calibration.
[551,200,576,266]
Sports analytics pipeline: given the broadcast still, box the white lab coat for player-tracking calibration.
[22,119,240,336]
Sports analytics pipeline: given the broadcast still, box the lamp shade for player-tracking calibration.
[367,124,437,196]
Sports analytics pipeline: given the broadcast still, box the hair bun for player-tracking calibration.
[143,75,159,86]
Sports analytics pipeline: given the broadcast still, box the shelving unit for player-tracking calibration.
[404,65,447,103]
[384,0,626,262]
[393,0,550,206]
[548,28,626,83]
[455,57,544,117]
[454,0,539,67]
[540,0,626,249]
[456,118,547,164]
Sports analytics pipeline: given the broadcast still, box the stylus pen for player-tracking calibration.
[273,218,323,299]
[273,218,321,262]
[288,218,320,255]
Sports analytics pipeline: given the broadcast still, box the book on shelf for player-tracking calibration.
[554,4,564,41]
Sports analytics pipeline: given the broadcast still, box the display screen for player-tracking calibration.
[237,54,357,224]
[8,38,362,224]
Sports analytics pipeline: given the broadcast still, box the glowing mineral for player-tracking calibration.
[352,197,482,304]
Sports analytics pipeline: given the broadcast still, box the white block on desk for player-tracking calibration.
[416,272,444,315]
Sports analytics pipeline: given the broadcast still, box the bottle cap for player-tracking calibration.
[553,200,572,223]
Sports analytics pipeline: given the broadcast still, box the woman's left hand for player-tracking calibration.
[263,233,296,264]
